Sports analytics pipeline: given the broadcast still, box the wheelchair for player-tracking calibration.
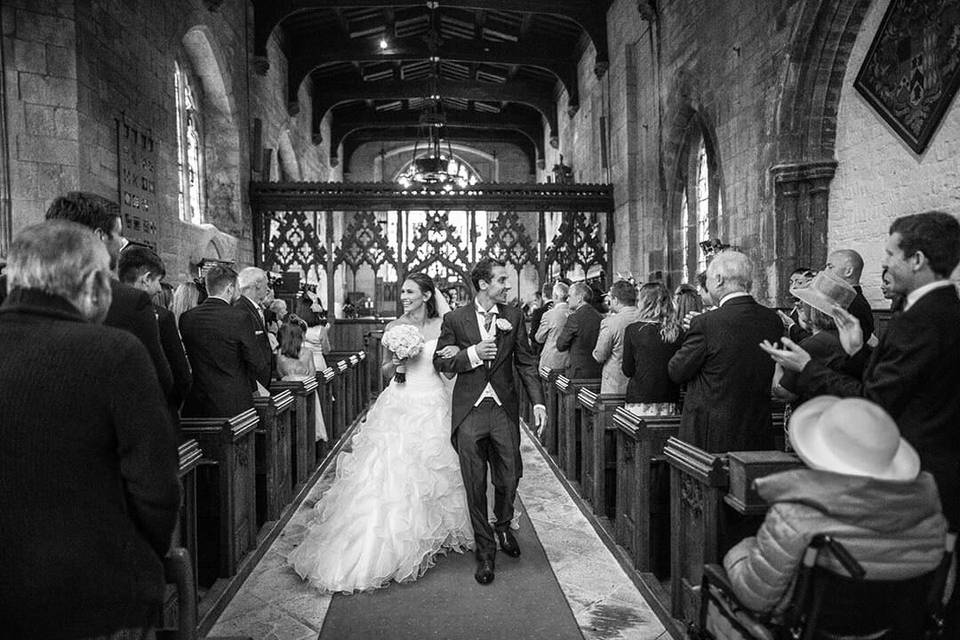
[696,532,956,640]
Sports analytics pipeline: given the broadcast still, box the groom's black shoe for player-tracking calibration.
[496,529,521,558]
[475,558,495,585]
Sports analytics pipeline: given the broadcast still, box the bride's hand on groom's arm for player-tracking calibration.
[435,345,460,359]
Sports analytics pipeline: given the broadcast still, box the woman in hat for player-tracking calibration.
[723,396,947,617]
[775,271,864,406]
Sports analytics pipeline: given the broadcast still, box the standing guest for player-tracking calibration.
[0,221,179,640]
[669,251,783,452]
[522,290,543,318]
[171,280,201,324]
[528,282,554,353]
[179,265,268,417]
[824,248,876,342]
[674,283,703,328]
[535,281,571,372]
[778,268,815,343]
[880,266,906,313]
[277,317,328,442]
[119,246,193,422]
[45,191,173,397]
[265,298,288,353]
[154,280,173,310]
[762,211,960,529]
[556,281,603,379]
[296,295,332,370]
[593,280,643,395]
[622,282,682,414]
[235,266,274,388]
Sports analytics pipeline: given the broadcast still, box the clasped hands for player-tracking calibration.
[760,306,863,372]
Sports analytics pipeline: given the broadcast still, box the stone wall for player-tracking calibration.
[828,0,960,305]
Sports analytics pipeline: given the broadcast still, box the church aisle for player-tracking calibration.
[208,426,670,640]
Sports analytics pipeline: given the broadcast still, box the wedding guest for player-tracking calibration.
[536,281,571,372]
[669,251,783,452]
[674,283,703,331]
[824,248,875,341]
[880,266,905,313]
[277,317,328,442]
[0,221,179,639]
[180,265,268,417]
[724,397,946,622]
[778,267,815,343]
[119,246,193,422]
[593,280,642,395]
[171,280,201,324]
[556,282,602,379]
[622,282,682,414]
[529,282,554,353]
[235,266,274,388]
[296,295,332,370]
[45,191,173,398]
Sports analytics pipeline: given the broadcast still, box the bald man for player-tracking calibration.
[235,266,274,387]
[824,249,875,341]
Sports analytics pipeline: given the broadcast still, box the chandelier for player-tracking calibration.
[396,103,475,191]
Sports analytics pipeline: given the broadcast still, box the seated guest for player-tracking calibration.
[669,251,783,452]
[235,267,274,388]
[0,221,179,639]
[536,281,571,372]
[45,191,173,397]
[119,246,193,421]
[593,280,643,395]
[277,316,328,442]
[724,396,946,618]
[775,271,858,407]
[180,265,269,417]
[171,279,201,324]
[556,281,603,379]
[622,282,682,415]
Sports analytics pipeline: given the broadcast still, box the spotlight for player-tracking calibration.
[379,38,388,50]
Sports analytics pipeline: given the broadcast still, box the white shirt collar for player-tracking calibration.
[904,280,954,311]
[719,291,751,307]
[475,300,498,315]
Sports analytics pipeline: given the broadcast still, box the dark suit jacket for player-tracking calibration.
[850,285,875,340]
[0,288,179,639]
[622,321,681,404]
[106,279,173,397]
[779,329,851,404]
[799,285,960,525]
[434,302,544,432]
[556,303,602,379]
[234,295,273,387]
[668,295,784,452]
[179,297,266,418]
[156,305,192,416]
[528,300,553,351]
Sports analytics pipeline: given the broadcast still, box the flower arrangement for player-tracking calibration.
[381,324,425,384]
[495,318,513,333]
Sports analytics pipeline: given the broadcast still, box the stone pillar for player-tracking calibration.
[770,160,836,306]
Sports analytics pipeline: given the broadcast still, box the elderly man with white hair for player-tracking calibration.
[0,220,179,639]
[668,250,783,452]
[235,266,274,387]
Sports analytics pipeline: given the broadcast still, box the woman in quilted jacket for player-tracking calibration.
[723,395,948,616]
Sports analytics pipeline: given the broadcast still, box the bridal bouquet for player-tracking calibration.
[382,324,424,384]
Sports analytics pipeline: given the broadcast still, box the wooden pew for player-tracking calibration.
[577,388,625,520]
[364,330,385,399]
[538,366,563,456]
[252,390,294,525]
[315,365,336,457]
[269,377,318,492]
[555,376,600,485]
[331,358,349,440]
[612,407,679,577]
[165,438,203,627]
[180,409,259,585]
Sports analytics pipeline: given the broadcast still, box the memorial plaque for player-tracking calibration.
[117,117,159,249]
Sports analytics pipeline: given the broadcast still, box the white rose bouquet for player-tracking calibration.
[381,324,425,384]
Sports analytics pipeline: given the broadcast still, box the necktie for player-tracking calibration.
[483,311,496,332]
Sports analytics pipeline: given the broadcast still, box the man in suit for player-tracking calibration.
[764,211,960,527]
[434,257,546,585]
[824,248,875,342]
[118,246,192,422]
[556,281,603,379]
[535,281,571,372]
[180,265,268,418]
[44,192,173,397]
[235,266,274,387]
[528,282,554,354]
[593,280,643,395]
[669,251,783,452]
[0,221,179,639]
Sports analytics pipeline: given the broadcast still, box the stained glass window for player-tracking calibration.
[175,62,204,225]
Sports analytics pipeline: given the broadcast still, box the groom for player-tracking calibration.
[435,258,547,585]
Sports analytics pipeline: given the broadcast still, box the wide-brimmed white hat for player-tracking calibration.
[788,396,920,482]
[789,271,856,316]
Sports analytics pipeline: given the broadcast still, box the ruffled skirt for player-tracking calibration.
[287,379,473,593]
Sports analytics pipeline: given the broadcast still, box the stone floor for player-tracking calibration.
[208,427,671,640]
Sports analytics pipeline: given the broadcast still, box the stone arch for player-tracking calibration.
[182,25,243,234]
[768,0,872,303]
[276,130,302,181]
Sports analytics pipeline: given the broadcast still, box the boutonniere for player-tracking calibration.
[495,318,513,332]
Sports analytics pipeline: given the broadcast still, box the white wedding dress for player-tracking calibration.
[287,338,474,593]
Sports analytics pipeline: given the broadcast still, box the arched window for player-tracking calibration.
[174,61,204,225]
[676,126,722,283]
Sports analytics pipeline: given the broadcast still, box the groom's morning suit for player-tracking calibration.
[435,301,544,560]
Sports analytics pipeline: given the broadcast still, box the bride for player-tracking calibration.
[287,273,473,593]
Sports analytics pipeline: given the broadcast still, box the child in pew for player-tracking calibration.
[277,315,328,441]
